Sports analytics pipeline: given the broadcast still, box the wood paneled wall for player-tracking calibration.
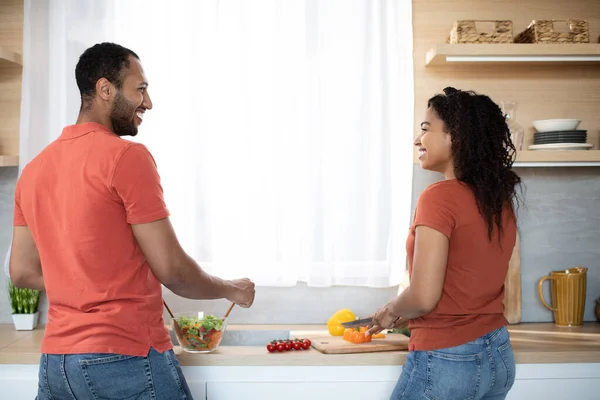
[412,0,600,160]
[0,0,23,157]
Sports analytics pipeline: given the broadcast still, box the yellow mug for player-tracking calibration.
[537,266,587,327]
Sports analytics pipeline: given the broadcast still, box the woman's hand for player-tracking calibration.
[365,301,407,336]
[390,317,409,330]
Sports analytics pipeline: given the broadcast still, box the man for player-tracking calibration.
[9,42,255,399]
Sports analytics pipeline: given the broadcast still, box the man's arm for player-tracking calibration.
[114,144,254,306]
[132,217,255,306]
[9,226,45,291]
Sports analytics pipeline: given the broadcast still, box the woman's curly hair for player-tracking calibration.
[427,87,522,242]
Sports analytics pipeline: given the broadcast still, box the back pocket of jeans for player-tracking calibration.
[79,354,153,400]
[425,351,482,400]
[497,340,516,388]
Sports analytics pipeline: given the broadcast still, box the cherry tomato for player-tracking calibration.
[266,343,276,353]
[284,341,292,351]
[292,341,302,350]
[276,342,285,352]
[301,340,310,350]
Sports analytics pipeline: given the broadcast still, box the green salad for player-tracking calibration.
[177,315,224,334]
[175,315,225,351]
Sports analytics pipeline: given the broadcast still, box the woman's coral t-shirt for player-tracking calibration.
[406,179,517,351]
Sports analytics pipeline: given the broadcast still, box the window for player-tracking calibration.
[10,0,415,288]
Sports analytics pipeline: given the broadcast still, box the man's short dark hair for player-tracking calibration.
[75,42,139,105]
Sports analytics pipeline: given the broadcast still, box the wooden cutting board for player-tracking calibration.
[308,334,409,354]
[503,230,522,324]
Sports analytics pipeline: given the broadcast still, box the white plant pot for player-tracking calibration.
[11,311,39,331]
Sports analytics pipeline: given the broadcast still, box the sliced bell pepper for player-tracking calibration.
[343,328,354,341]
[349,329,371,344]
[342,327,373,344]
[343,326,385,341]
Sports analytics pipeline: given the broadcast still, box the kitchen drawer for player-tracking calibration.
[206,381,398,399]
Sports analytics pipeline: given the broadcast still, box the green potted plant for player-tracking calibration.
[8,280,40,330]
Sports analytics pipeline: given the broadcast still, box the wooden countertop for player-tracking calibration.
[1,323,599,366]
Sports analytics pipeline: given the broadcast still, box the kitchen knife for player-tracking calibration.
[341,317,373,328]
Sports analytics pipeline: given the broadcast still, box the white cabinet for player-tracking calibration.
[184,378,207,399]
[2,363,600,400]
[504,363,600,400]
[206,381,397,400]
[193,364,600,400]
[205,376,600,400]
[507,378,600,400]
[186,365,400,400]
[205,379,600,400]
[0,365,39,399]
[0,382,38,400]
[0,364,205,400]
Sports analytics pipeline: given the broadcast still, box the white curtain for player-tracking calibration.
[6,0,414,288]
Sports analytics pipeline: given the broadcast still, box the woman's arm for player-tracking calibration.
[367,225,449,334]
[389,225,449,317]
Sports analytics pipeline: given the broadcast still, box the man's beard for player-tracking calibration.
[110,91,138,137]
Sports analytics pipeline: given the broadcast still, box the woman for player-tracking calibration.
[368,87,521,399]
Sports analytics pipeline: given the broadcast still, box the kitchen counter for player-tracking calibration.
[1,322,599,366]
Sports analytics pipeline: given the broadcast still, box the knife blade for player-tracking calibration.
[341,317,373,328]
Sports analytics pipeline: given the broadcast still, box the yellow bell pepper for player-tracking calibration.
[327,309,356,336]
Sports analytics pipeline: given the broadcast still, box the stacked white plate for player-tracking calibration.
[529,119,593,151]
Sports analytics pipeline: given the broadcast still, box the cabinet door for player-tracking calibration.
[207,381,397,400]
[507,378,600,400]
[0,377,38,399]
[0,372,205,400]
[184,378,207,399]
[0,365,39,399]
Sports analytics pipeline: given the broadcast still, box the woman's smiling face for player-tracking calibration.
[414,107,455,179]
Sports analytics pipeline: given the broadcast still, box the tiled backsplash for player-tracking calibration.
[1,166,599,325]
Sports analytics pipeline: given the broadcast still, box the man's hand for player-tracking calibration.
[226,278,256,308]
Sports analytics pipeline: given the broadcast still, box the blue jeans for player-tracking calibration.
[36,347,194,400]
[390,326,516,400]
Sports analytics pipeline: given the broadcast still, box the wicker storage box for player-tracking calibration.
[514,20,589,43]
[448,20,513,44]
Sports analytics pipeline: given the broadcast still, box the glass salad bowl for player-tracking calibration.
[172,312,228,353]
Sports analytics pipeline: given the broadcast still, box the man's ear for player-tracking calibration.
[96,78,114,101]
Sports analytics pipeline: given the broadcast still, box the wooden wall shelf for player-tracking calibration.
[513,150,600,167]
[426,44,600,66]
[0,46,22,67]
[0,155,19,167]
